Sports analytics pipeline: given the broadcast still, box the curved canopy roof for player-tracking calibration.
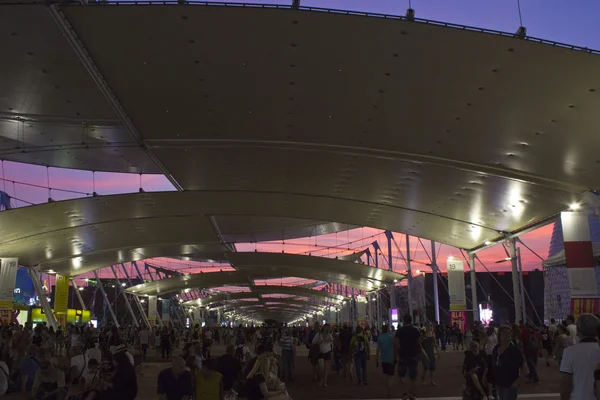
[60,3,595,249]
[183,285,347,308]
[2,2,600,320]
[127,252,403,296]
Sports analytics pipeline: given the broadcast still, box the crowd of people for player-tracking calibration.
[1,313,600,400]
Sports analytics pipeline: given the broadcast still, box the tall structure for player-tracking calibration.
[545,213,600,320]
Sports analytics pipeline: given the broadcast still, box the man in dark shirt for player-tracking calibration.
[216,345,242,391]
[394,314,425,400]
[157,356,193,400]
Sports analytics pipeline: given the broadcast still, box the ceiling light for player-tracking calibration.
[447,256,454,260]
[415,270,420,274]
[47,269,56,274]
[505,257,512,261]
[484,240,492,245]
[78,287,84,291]
[569,203,580,210]
[121,283,127,287]
[393,279,398,283]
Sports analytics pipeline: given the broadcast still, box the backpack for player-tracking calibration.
[356,335,366,354]
[528,334,540,351]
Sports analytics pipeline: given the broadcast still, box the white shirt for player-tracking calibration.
[70,354,88,378]
[139,330,150,345]
[86,347,102,364]
[0,361,9,396]
[125,351,135,366]
[484,335,498,355]
[560,340,600,400]
[313,333,333,354]
[567,324,578,345]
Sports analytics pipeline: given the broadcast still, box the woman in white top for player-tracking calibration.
[312,324,334,387]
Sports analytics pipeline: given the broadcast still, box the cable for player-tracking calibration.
[516,0,523,27]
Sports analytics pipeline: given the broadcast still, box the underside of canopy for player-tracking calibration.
[2,2,600,321]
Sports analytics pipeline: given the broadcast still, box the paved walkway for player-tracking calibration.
[4,344,562,400]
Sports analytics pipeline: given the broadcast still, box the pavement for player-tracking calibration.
[4,344,562,400]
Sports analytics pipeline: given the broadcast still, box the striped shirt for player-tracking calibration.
[279,335,294,351]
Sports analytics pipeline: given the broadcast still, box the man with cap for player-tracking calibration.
[110,343,135,366]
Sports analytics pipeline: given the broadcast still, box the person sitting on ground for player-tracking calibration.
[31,359,67,400]
[246,354,289,400]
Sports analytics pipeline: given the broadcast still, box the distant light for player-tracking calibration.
[447,256,454,260]
[78,287,84,291]
[415,270,420,274]
[140,299,146,303]
[84,278,89,282]
[505,257,512,261]
[47,269,56,274]
[569,203,580,210]
[121,283,127,287]
[484,241,492,245]
[393,279,398,283]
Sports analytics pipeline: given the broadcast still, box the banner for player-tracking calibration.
[161,299,171,322]
[450,311,467,332]
[148,296,157,322]
[0,258,19,310]
[447,259,466,310]
[54,274,70,314]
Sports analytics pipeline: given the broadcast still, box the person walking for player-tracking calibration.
[395,314,424,400]
[350,326,370,386]
[521,323,541,384]
[312,324,334,387]
[138,327,150,361]
[278,329,295,383]
[375,325,395,398]
[492,325,527,400]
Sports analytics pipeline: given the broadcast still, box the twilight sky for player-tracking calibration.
[4,0,591,283]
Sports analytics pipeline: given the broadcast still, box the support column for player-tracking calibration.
[406,235,414,318]
[110,266,138,327]
[71,278,87,310]
[517,247,527,323]
[431,241,440,323]
[93,271,119,327]
[509,238,522,323]
[385,231,397,310]
[28,268,58,330]
[469,254,479,322]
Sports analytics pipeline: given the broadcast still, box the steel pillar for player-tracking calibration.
[509,238,522,323]
[431,241,440,323]
[110,266,138,327]
[93,271,119,327]
[406,235,414,317]
[28,268,58,330]
[517,247,527,323]
[469,254,479,321]
[71,278,87,310]
[385,231,397,310]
